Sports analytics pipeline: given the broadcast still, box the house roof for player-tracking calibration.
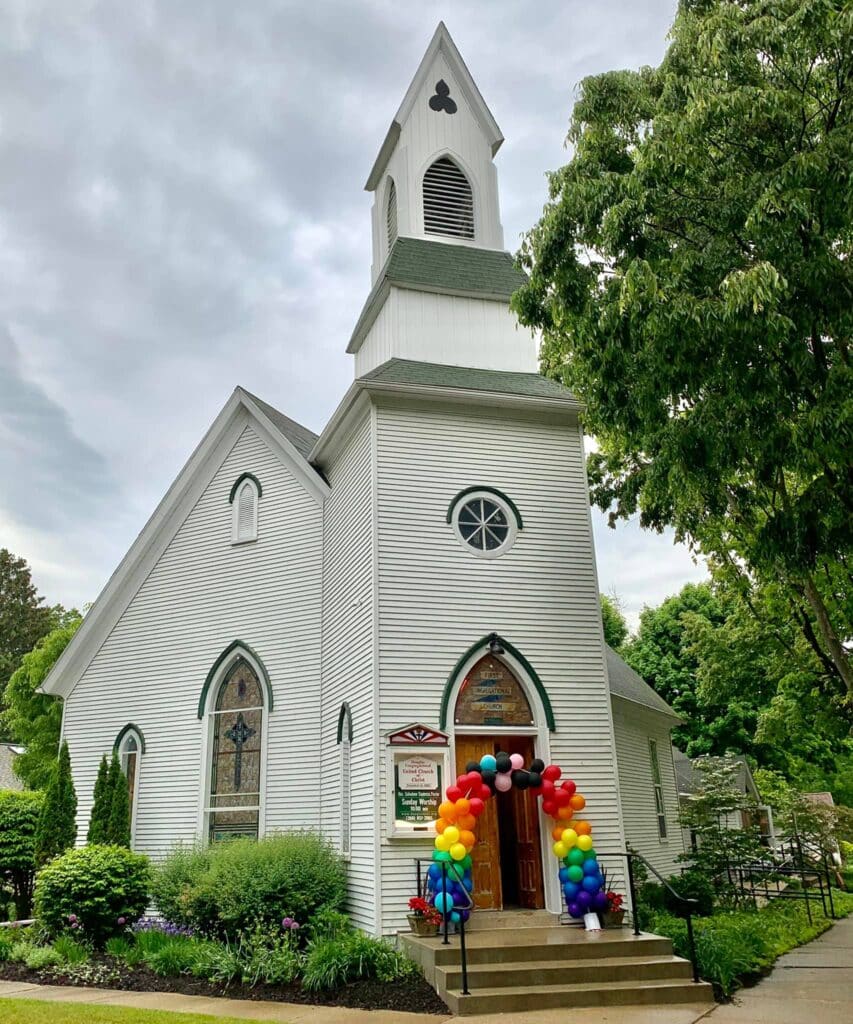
[672,747,695,794]
[0,744,24,791]
[672,750,761,800]
[360,358,578,403]
[605,645,681,720]
[347,237,527,354]
[241,390,319,460]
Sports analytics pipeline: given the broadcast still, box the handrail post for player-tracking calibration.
[626,852,640,936]
[416,858,423,899]
[685,911,699,984]
[441,862,449,945]
[824,853,836,919]
[458,911,470,995]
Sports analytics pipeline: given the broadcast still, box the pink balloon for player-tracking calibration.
[509,753,524,771]
[495,773,513,792]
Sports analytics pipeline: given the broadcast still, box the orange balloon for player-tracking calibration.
[458,813,476,831]
[435,818,448,834]
[460,830,476,849]
[557,805,574,821]
[439,801,457,822]
[455,798,471,814]
[569,794,586,811]
[551,825,564,841]
[575,820,592,836]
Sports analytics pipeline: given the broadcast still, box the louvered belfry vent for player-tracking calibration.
[423,157,474,240]
[386,179,398,250]
[237,483,255,541]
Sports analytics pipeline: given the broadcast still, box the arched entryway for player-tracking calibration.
[443,638,554,911]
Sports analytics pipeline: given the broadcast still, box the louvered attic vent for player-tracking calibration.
[423,157,474,240]
[386,179,398,249]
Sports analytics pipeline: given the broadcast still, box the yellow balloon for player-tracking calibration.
[435,833,451,852]
[561,828,578,848]
[444,826,460,845]
[553,841,567,859]
[577,833,593,852]
[450,842,467,861]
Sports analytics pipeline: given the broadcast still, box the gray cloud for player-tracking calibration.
[0,0,703,627]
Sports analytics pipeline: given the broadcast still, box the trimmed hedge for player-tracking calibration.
[152,832,347,937]
[34,844,151,946]
[0,789,44,918]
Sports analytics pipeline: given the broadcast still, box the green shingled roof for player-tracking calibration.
[348,237,527,353]
[242,389,319,459]
[359,358,578,403]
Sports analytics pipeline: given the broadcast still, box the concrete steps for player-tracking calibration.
[400,921,714,1017]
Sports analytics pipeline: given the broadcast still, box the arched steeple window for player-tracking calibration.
[385,178,398,251]
[337,704,353,858]
[423,156,474,240]
[115,725,144,845]
[229,473,261,544]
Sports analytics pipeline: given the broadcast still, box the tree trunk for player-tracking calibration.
[802,574,853,695]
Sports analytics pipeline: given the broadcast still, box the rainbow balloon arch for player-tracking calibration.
[428,751,607,922]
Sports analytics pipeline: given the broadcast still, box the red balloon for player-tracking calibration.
[469,797,485,817]
[529,785,543,797]
[542,798,557,816]
[466,772,482,790]
[446,785,462,802]
[554,788,571,807]
[479,784,492,801]
[561,780,577,797]
[542,765,562,782]
[541,779,556,796]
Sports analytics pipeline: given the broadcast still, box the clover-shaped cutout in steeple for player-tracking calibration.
[429,79,457,115]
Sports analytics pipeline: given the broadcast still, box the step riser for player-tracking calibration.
[430,938,675,965]
[439,959,693,988]
[447,982,714,1016]
[465,911,559,932]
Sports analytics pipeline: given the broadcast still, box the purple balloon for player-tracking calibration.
[576,890,592,909]
[593,891,609,912]
[567,901,584,919]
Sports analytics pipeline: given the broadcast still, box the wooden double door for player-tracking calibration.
[455,735,545,910]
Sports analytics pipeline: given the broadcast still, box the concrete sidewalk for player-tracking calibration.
[704,913,853,1024]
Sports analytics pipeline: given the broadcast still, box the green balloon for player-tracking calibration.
[567,848,584,866]
[435,851,451,862]
[462,855,473,869]
[567,864,584,883]
[583,847,597,861]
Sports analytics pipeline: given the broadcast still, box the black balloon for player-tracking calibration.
[530,758,545,774]
[511,769,529,790]
[465,761,482,774]
[481,769,497,786]
[528,772,542,788]
[495,752,512,774]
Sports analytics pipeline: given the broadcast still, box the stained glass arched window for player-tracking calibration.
[207,657,264,842]
[116,726,143,844]
[455,655,534,728]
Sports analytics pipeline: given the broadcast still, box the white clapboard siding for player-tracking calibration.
[318,412,379,933]
[372,398,625,932]
[611,700,685,878]
[61,424,324,859]
[355,288,537,377]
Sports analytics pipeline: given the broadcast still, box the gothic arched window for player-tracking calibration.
[116,725,143,845]
[385,178,398,252]
[207,658,264,842]
[337,703,353,858]
[423,156,474,240]
[229,473,261,544]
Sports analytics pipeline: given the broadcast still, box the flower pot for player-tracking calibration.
[603,909,625,928]
[407,914,438,936]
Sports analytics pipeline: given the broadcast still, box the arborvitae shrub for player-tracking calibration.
[87,755,110,845]
[34,740,76,865]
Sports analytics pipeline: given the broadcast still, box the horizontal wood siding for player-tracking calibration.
[62,422,324,859]
[319,412,378,933]
[612,699,685,878]
[373,399,625,932]
[355,288,537,377]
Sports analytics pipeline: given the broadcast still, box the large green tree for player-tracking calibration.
[0,549,54,737]
[600,593,629,650]
[2,614,83,789]
[514,0,853,695]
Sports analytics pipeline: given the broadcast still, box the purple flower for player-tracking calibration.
[290,921,300,930]
[117,917,126,926]
[67,914,77,923]
[282,917,293,928]
[70,921,78,929]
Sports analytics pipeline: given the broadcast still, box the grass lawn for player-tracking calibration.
[0,999,269,1024]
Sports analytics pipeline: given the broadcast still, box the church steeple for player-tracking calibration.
[349,24,537,378]
[365,23,505,281]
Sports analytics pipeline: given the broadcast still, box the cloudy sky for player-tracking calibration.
[1,0,706,630]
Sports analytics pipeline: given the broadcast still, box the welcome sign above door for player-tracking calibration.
[455,655,534,727]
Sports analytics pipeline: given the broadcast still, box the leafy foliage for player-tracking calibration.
[34,740,77,866]
[151,833,347,937]
[87,757,110,845]
[3,615,82,789]
[600,593,629,650]
[52,936,90,965]
[302,932,419,991]
[105,753,131,848]
[0,789,44,918]
[34,844,151,946]
[515,0,853,695]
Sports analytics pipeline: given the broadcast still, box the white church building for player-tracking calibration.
[43,23,683,937]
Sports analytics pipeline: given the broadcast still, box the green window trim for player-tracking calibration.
[113,723,146,755]
[337,702,354,744]
[197,640,274,719]
[446,486,523,528]
[439,635,554,731]
[228,472,263,504]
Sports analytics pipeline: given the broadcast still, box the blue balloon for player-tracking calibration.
[563,881,580,900]
[582,859,600,876]
[582,874,601,893]
[434,892,455,914]
[450,911,461,923]
[428,863,442,881]
[558,867,570,884]
[462,876,473,891]
[480,754,497,772]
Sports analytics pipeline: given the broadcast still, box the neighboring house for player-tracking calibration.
[41,23,683,935]
[0,744,25,791]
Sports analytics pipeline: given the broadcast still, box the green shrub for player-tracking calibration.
[33,844,151,946]
[34,740,77,866]
[189,941,242,984]
[153,832,346,937]
[302,933,419,991]
[52,935,90,965]
[236,924,303,986]
[104,936,132,959]
[9,941,36,963]
[24,944,64,971]
[664,869,715,917]
[0,790,45,919]
[0,931,14,961]
[144,936,207,977]
[306,909,352,944]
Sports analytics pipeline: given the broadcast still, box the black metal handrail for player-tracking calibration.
[414,857,474,995]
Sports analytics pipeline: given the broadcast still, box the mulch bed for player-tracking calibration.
[0,959,449,1014]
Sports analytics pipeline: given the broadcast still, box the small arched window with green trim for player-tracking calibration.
[338,704,353,858]
[116,726,143,845]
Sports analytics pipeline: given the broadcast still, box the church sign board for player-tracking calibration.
[455,654,534,727]
[394,755,442,824]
